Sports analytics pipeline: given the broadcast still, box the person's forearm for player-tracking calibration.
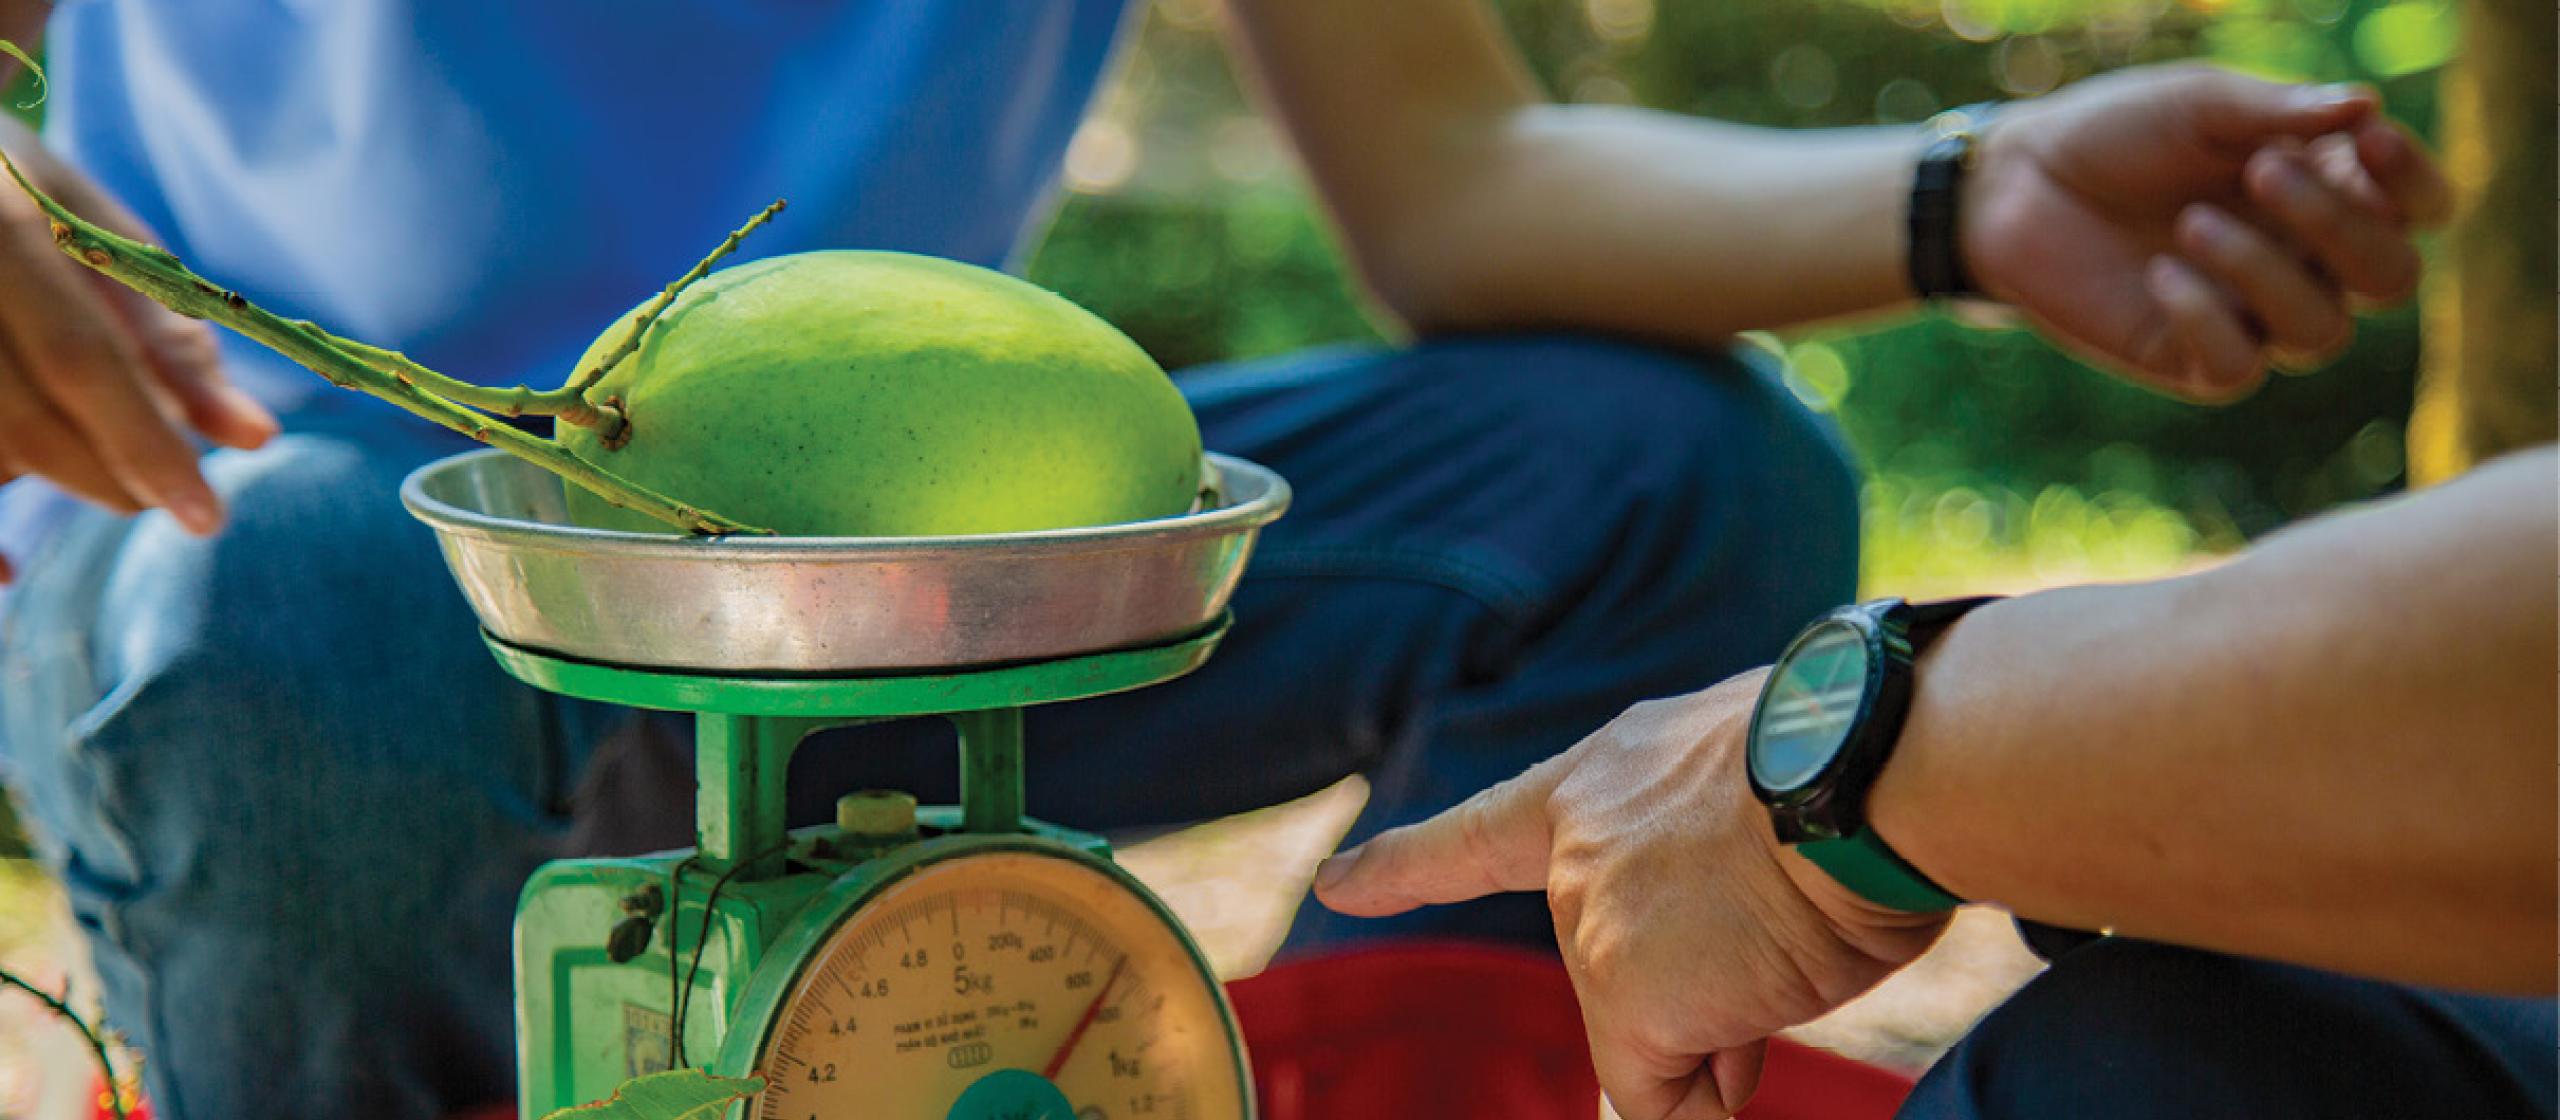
[1227,0,1923,344]
[1355,108,1921,343]
[1869,447,2558,994]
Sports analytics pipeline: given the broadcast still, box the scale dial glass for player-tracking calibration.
[752,850,1246,1120]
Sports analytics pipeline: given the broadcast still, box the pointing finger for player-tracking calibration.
[1313,754,1566,917]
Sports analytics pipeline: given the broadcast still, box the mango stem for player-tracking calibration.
[562,199,788,441]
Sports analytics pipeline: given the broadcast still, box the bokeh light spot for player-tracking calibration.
[1784,341,1853,412]
[1874,78,1942,123]
[1064,119,1140,194]
[1941,0,2006,42]
[2352,0,2458,77]
[1996,35,2065,95]
[1771,44,1840,110]
[1573,74,1638,104]
[1585,0,1657,43]
[1157,0,1219,31]
[2347,419,2405,486]
[1931,487,1997,550]
[2206,17,2328,80]
[1209,116,1283,185]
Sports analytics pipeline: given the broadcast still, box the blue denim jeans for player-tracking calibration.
[0,335,1860,1119]
[1901,938,2557,1119]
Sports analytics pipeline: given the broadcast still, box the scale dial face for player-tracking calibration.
[751,849,1247,1120]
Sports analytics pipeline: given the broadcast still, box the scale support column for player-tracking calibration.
[952,708,1026,834]
[695,713,826,879]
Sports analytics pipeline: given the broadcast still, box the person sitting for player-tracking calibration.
[1318,445,2557,1119]
[0,1,2448,1115]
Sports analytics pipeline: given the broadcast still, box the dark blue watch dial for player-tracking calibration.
[1750,620,1871,793]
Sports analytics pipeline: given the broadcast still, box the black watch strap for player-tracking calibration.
[1908,103,1997,301]
[1903,594,2000,647]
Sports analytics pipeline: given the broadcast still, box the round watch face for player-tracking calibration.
[1751,619,1872,793]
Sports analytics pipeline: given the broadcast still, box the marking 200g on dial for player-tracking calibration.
[750,850,1248,1120]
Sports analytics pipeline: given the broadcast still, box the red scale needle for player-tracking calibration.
[1040,953,1128,1080]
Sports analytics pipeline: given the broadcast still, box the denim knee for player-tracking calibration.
[1902,939,2558,1119]
[1388,333,1861,673]
[5,430,562,1118]
[66,435,552,877]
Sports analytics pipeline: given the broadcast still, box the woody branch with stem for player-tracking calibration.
[0,965,132,1120]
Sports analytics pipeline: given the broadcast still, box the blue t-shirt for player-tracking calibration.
[0,0,1133,573]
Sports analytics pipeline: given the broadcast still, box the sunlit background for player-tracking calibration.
[1026,0,2459,597]
[0,1,2519,1109]
[0,0,2469,595]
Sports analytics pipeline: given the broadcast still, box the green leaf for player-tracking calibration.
[537,1070,765,1120]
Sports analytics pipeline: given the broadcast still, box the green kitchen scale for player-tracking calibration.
[402,448,1291,1120]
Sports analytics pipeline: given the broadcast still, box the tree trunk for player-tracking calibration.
[2407,0,2558,483]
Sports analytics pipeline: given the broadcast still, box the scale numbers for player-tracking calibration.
[752,851,1245,1119]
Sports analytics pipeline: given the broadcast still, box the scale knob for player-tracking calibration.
[835,789,919,838]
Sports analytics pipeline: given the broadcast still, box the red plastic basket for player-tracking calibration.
[1226,940,1913,1120]
[431,940,1913,1120]
[86,1086,149,1120]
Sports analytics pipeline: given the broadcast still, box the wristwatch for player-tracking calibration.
[1908,102,1998,302]
[1745,596,1998,912]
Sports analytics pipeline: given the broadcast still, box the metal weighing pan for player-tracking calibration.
[401,449,1289,674]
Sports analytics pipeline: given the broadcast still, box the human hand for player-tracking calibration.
[0,117,276,578]
[1963,64,2452,401]
[1313,672,1949,1120]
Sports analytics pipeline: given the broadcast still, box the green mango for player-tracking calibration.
[558,251,1202,536]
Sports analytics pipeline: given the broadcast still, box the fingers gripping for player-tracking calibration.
[102,275,276,451]
[2352,117,2453,228]
[44,177,277,450]
[0,135,270,531]
[2173,203,2350,360]
[1591,1022,1764,1120]
[0,349,145,513]
[2184,69,2375,149]
[2246,144,2421,302]
[2144,255,2264,399]
[2307,132,2396,219]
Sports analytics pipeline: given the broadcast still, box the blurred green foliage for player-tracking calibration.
[1027,0,2454,594]
[1030,195,1383,371]
[5,6,2454,595]
[2,57,36,126]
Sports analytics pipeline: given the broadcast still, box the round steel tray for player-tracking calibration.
[401,449,1289,674]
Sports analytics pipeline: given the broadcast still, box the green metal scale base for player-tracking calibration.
[499,616,1254,1119]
